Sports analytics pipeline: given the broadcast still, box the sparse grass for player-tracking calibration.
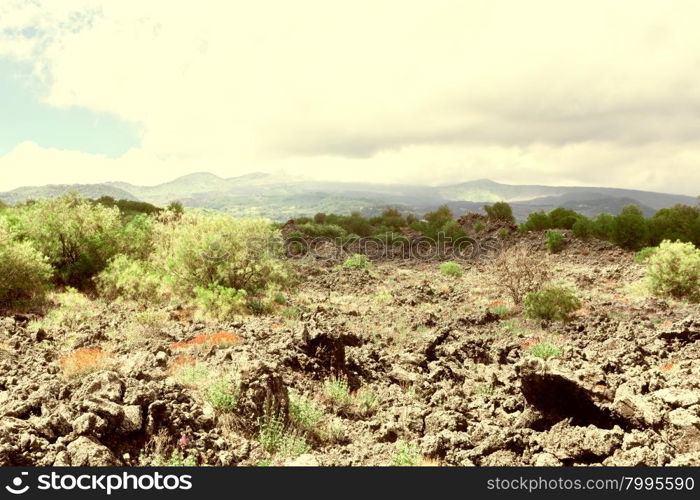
[439,261,463,278]
[472,383,495,397]
[205,378,239,411]
[319,417,346,444]
[289,391,324,434]
[138,430,198,466]
[529,342,561,360]
[374,288,393,303]
[342,254,372,270]
[33,288,101,333]
[323,376,352,412]
[392,441,422,466]
[258,412,310,457]
[490,305,509,317]
[355,388,380,416]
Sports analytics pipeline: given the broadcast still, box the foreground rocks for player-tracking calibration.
[0,246,698,466]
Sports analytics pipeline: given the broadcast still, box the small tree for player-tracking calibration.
[612,205,649,250]
[484,244,551,305]
[484,202,515,224]
[0,218,53,308]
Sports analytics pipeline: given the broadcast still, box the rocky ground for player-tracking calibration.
[0,234,699,466]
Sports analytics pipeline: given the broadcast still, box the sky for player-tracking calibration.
[0,0,699,195]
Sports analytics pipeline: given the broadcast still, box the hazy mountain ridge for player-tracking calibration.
[1,172,696,220]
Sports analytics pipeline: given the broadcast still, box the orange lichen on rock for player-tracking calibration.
[170,331,243,350]
[60,347,110,377]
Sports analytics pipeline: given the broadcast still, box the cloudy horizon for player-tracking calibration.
[1,1,700,196]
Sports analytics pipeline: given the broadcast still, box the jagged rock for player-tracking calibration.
[72,413,107,436]
[613,383,663,427]
[652,388,700,408]
[119,405,143,434]
[532,452,562,466]
[76,371,124,403]
[66,437,119,466]
[537,421,624,462]
[283,454,319,466]
[236,361,289,430]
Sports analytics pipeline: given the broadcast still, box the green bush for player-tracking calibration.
[529,341,561,360]
[646,240,700,301]
[297,222,347,239]
[634,246,658,264]
[548,208,579,229]
[611,205,649,250]
[439,261,463,278]
[484,202,515,224]
[392,441,422,466]
[545,230,566,253]
[522,211,551,232]
[193,284,248,320]
[95,255,168,304]
[0,218,53,308]
[572,217,594,239]
[153,213,291,297]
[8,194,123,287]
[524,284,581,321]
[342,254,372,270]
[206,378,239,411]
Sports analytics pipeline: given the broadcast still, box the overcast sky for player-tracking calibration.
[1,0,699,195]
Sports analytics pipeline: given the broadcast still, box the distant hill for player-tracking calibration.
[0,183,138,205]
[1,172,696,220]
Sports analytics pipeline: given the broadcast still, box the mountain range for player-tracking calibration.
[1,172,697,221]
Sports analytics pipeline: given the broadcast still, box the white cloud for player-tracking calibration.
[1,0,700,195]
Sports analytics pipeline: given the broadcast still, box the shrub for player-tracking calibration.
[323,376,352,412]
[192,285,248,320]
[206,378,239,411]
[289,391,324,434]
[498,228,510,240]
[9,194,122,287]
[439,261,463,278]
[258,412,309,457]
[524,284,581,321]
[646,240,700,301]
[572,217,594,239]
[548,208,579,229]
[95,255,168,304]
[392,441,422,466]
[523,211,551,232]
[545,230,565,253]
[297,222,347,239]
[484,202,515,224]
[634,246,658,264]
[342,254,372,270]
[647,205,700,246]
[0,219,53,308]
[35,288,100,332]
[153,213,291,298]
[592,213,616,240]
[473,221,485,233]
[485,245,551,305]
[529,341,561,360]
[611,205,649,250]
